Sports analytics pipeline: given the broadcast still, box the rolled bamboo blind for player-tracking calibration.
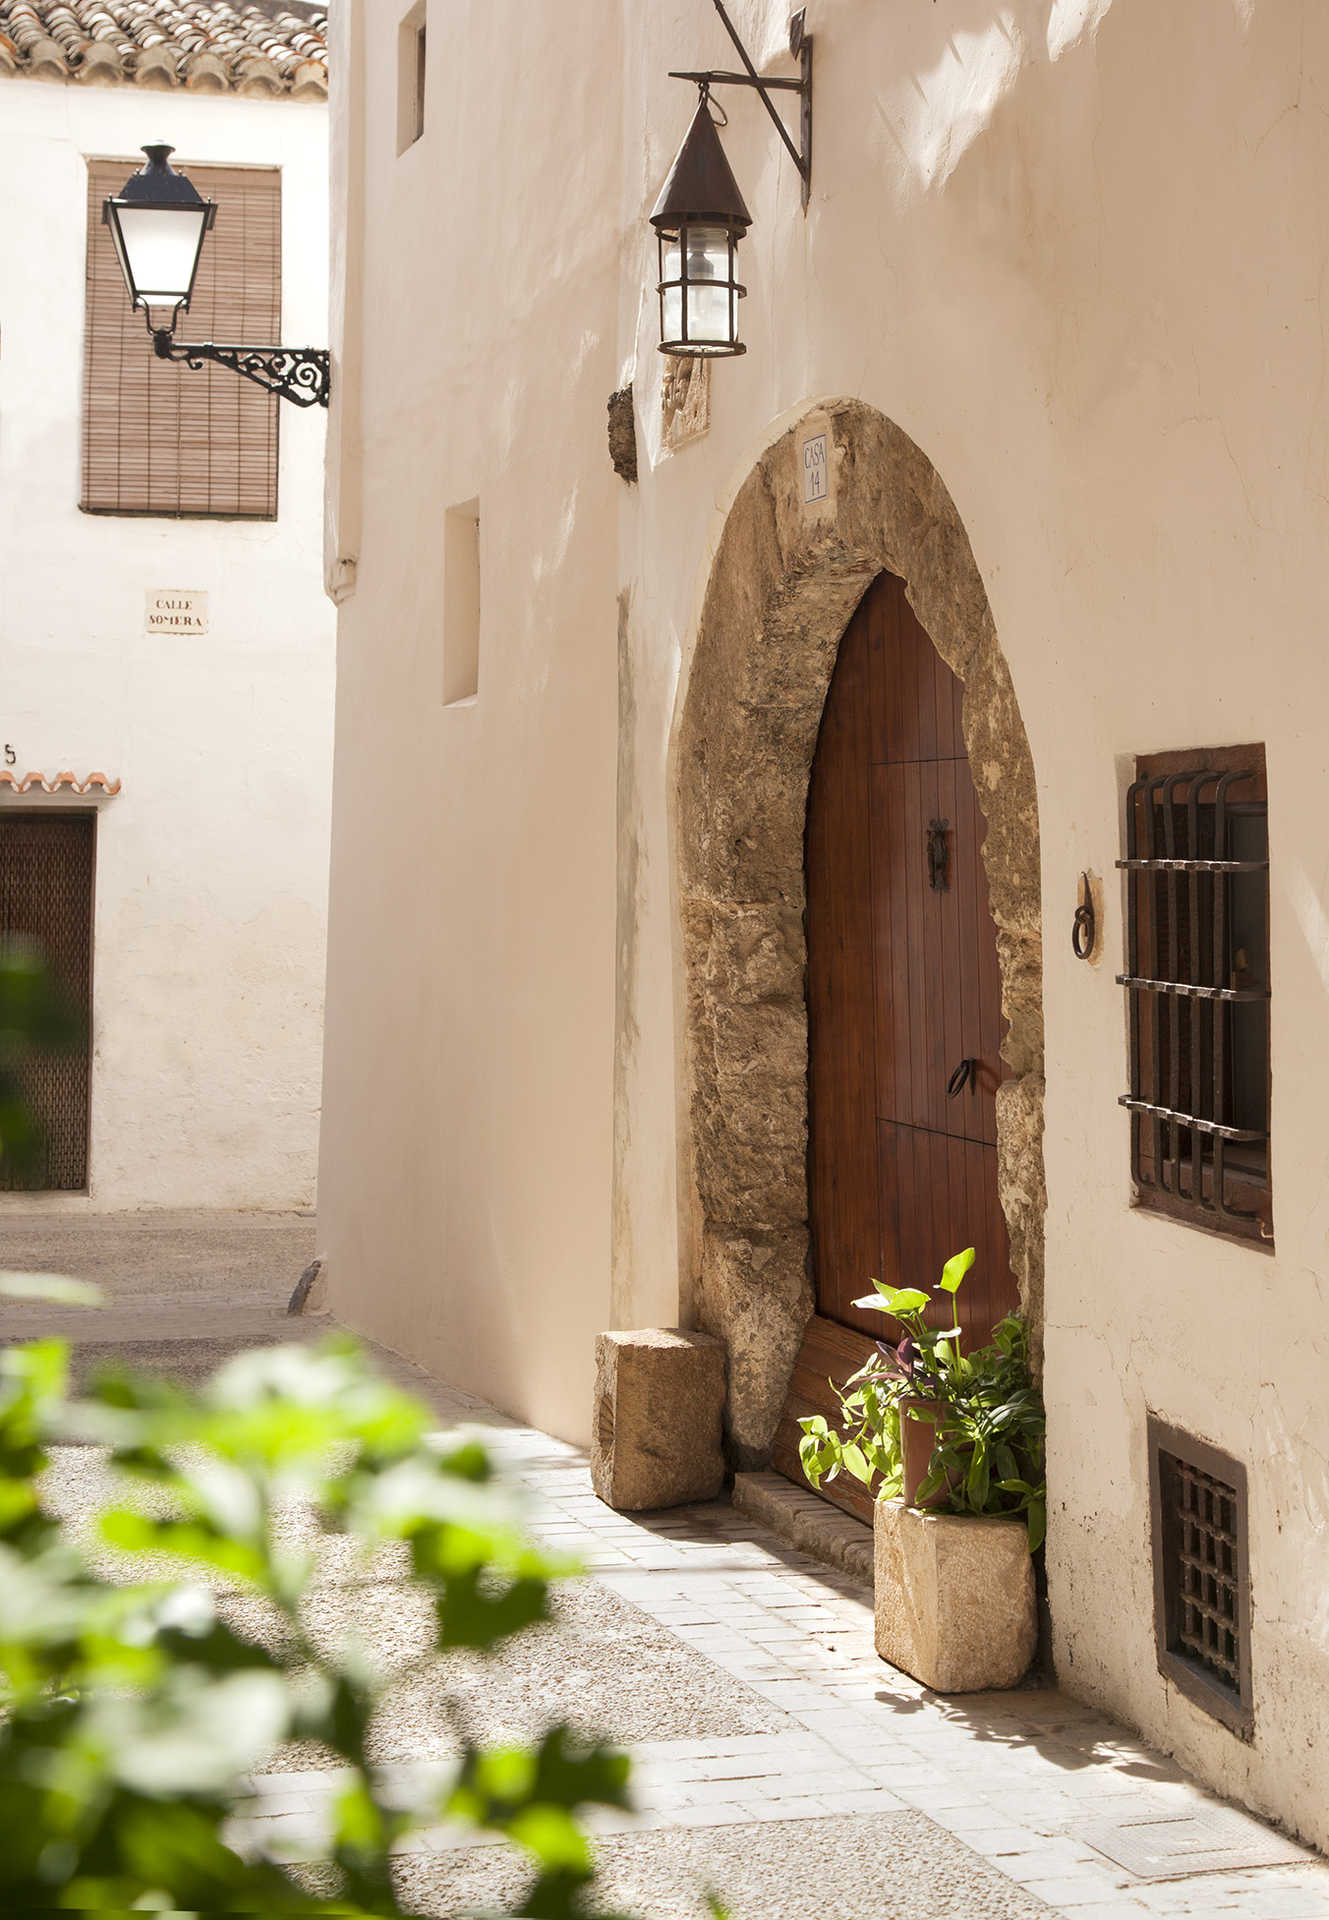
[82,159,282,519]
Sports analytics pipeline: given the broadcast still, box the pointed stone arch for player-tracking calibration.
[675,399,1046,1465]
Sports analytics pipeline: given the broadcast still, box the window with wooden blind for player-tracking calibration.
[82,159,281,519]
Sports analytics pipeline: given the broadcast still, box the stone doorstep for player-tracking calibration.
[730,1470,873,1586]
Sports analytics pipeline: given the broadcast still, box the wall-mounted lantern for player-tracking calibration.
[103,145,330,409]
[651,2,812,360]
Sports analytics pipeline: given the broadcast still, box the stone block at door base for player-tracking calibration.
[591,1329,726,1511]
[874,1498,1036,1692]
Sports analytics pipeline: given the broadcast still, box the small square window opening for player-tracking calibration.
[1118,745,1270,1244]
[442,498,480,706]
[397,3,426,154]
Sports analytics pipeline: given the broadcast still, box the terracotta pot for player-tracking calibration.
[897,1396,955,1508]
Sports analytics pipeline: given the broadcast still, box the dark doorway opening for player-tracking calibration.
[0,810,95,1191]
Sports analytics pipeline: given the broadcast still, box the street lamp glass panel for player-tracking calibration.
[683,225,733,347]
[111,203,211,308]
[657,221,744,357]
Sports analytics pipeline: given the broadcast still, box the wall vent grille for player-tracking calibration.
[1148,1416,1252,1738]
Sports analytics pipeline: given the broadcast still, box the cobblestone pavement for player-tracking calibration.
[9,1213,1329,1918]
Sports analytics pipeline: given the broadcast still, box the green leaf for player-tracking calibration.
[858,1285,929,1316]
[98,1511,268,1585]
[938,1248,976,1295]
[507,1805,590,1873]
[0,1271,103,1307]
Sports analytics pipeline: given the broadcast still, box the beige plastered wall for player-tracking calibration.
[0,78,333,1210]
[318,0,623,1439]
[324,0,1329,1847]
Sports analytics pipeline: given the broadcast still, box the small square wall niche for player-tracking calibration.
[396,0,426,154]
[442,498,480,707]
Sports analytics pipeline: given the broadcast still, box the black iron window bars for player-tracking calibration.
[1118,748,1270,1243]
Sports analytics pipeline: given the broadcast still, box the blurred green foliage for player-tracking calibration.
[0,1320,638,1915]
[0,934,82,1178]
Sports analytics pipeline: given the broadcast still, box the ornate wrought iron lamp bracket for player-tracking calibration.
[151,325,330,408]
[669,1,812,209]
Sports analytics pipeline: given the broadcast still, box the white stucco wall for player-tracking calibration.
[0,77,334,1210]
[323,0,1329,1846]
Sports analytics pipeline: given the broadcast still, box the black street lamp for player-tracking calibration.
[103,145,331,409]
[651,2,813,362]
[650,93,751,358]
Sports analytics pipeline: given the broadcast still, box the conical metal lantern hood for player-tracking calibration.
[650,96,752,233]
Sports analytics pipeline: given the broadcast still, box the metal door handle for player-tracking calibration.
[946,1058,977,1097]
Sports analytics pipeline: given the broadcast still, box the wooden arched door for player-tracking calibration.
[772,571,1016,1521]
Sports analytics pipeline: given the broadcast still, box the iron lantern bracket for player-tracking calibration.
[150,325,330,408]
[670,1,812,209]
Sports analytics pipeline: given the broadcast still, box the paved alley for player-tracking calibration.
[7,1214,1329,1919]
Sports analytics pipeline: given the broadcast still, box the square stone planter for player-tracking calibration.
[874,1498,1036,1692]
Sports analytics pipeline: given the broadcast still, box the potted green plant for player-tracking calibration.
[798,1248,1046,1692]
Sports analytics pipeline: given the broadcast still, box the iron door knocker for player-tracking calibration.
[1072,872,1096,961]
[946,1058,977,1098]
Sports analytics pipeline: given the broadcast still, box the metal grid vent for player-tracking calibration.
[1149,1417,1252,1738]
[1118,747,1270,1243]
[0,811,95,1192]
[1174,1457,1240,1685]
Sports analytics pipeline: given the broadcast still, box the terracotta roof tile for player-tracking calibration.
[0,0,325,95]
[0,770,122,795]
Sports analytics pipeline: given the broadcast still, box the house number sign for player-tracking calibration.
[801,429,828,504]
[145,589,209,636]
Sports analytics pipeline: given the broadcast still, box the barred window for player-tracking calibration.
[1118,746,1270,1244]
[82,159,281,519]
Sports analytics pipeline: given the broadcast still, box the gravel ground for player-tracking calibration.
[390,1812,1052,1919]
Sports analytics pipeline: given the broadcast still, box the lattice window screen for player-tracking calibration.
[0,812,95,1192]
[82,159,281,518]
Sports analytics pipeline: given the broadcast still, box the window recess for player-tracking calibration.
[1118,746,1270,1244]
[397,2,426,153]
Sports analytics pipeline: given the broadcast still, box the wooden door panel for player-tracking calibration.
[780,570,1020,1518]
[855,1123,1011,1347]
[871,760,1006,1146]
[868,575,964,766]
[770,1314,880,1525]
[805,599,880,1327]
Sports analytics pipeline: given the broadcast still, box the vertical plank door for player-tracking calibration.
[0,811,95,1191]
[770,572,1015,1523]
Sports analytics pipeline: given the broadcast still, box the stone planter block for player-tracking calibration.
[874,1498,1036,1692]
[591,1328,726,1512]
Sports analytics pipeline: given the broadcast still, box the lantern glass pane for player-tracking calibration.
[684,225,732,345]
[115,204,208,306]
[663,237,683,343]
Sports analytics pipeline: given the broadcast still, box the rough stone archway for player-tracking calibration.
[675,399,1046,1467]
